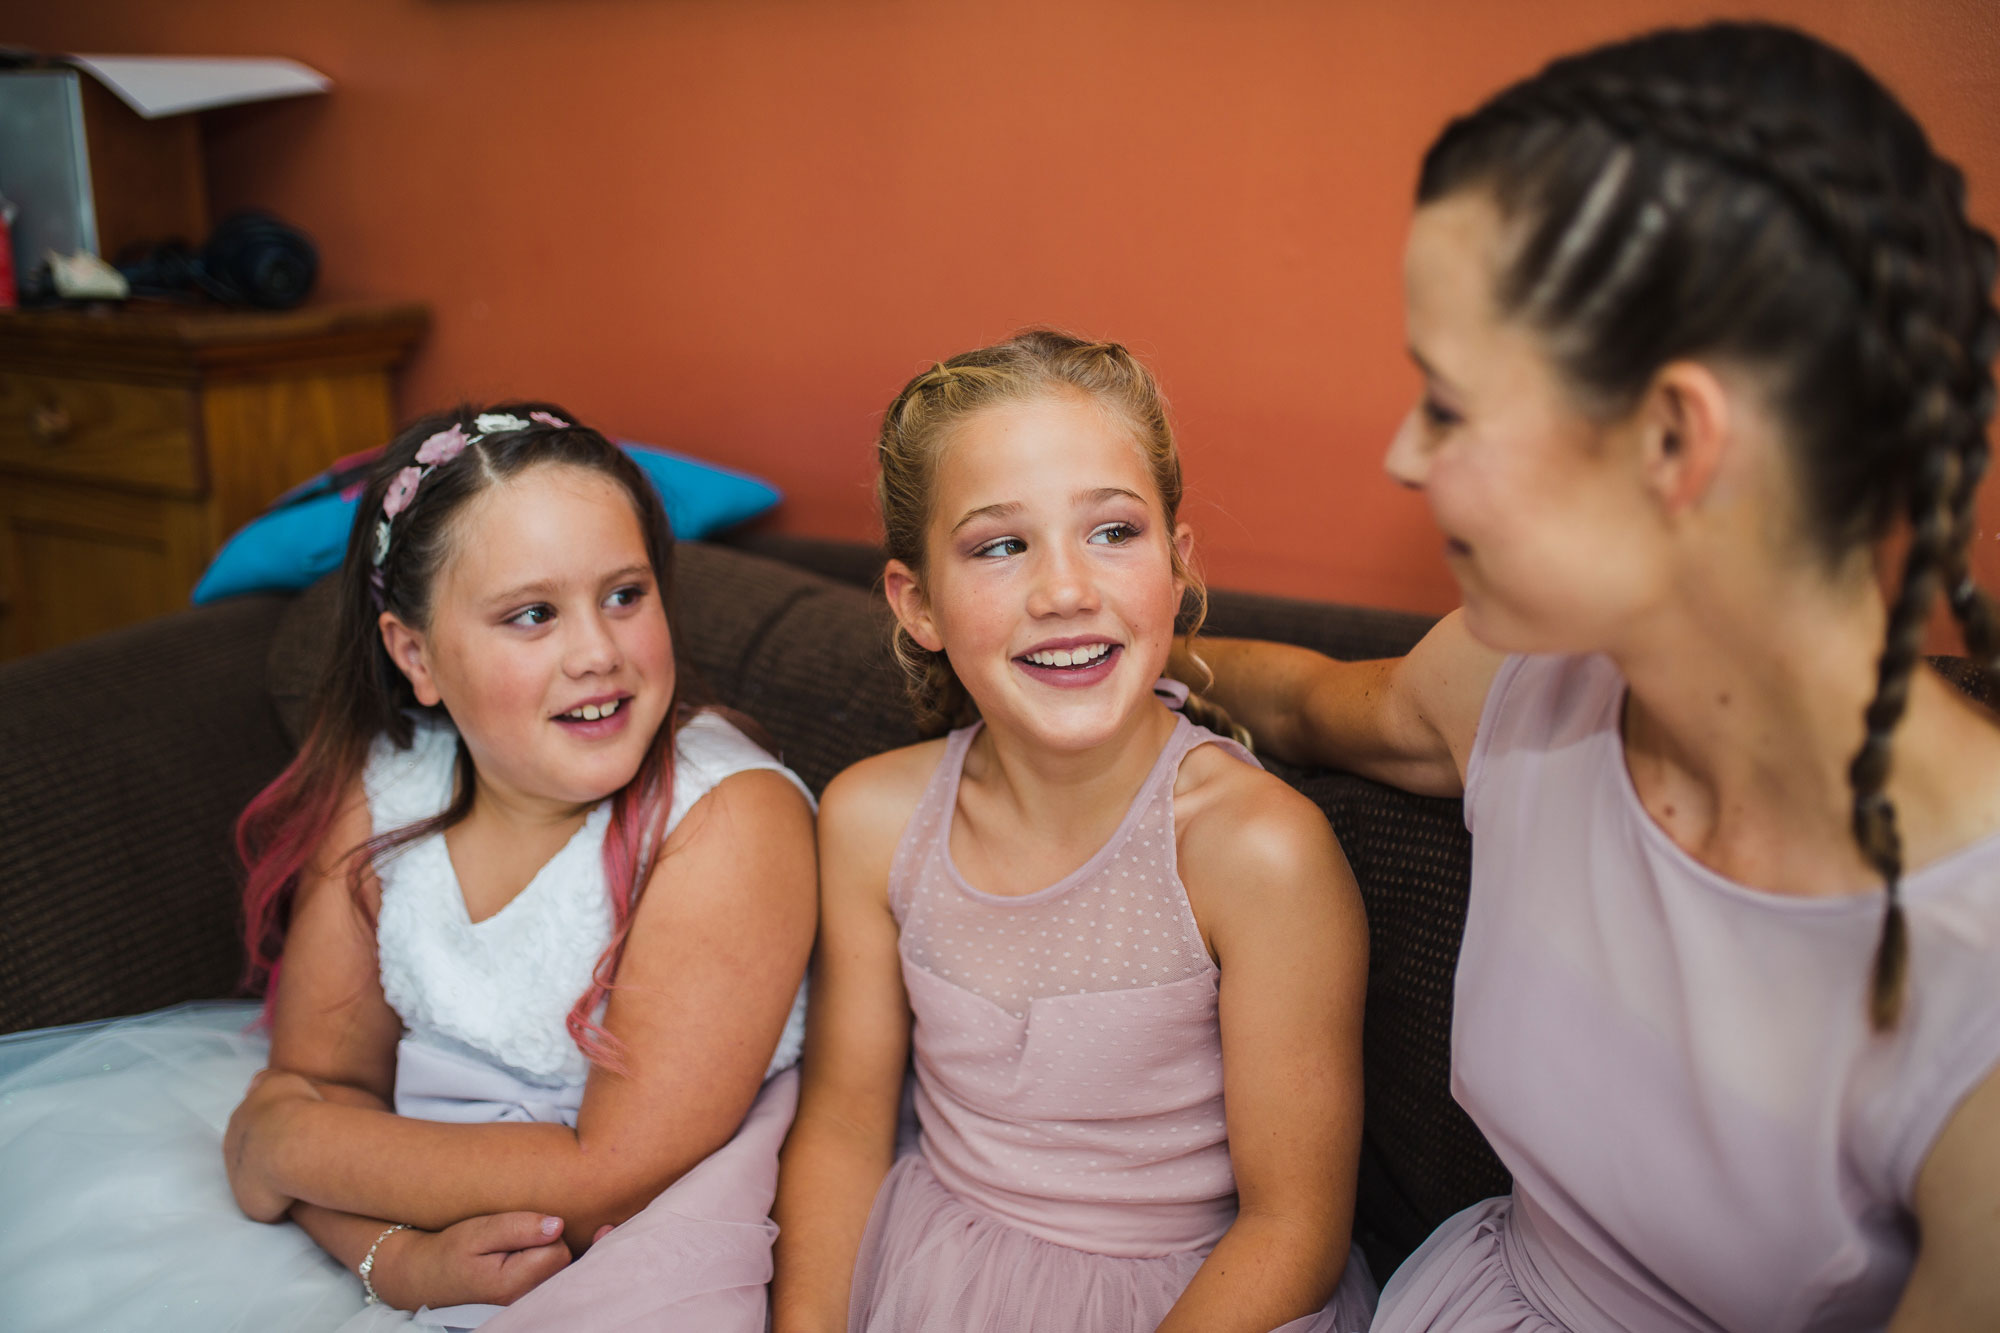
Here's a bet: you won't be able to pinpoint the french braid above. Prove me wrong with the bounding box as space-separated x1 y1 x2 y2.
1420 22 2000 1027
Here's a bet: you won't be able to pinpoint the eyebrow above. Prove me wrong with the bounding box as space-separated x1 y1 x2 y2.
947 487 1148 535
1408 345 1457 391
486 564 652 606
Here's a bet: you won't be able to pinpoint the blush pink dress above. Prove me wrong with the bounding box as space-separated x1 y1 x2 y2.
1373 654 2000 1332
848 706 1378 1333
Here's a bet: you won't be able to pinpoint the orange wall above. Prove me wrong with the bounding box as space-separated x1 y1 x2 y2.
8 0 1999 614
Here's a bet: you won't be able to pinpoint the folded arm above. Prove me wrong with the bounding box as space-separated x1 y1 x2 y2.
230 768 816 1250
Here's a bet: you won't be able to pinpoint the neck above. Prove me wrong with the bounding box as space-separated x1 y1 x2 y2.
463 768 601 837
968 699 1181 844
1608 555 1899 895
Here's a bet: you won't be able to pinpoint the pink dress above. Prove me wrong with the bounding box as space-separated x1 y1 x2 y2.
1374 654 2000 1332
849 708 1378 1333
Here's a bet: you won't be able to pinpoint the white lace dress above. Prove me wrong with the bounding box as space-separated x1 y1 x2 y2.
0 709 812 1333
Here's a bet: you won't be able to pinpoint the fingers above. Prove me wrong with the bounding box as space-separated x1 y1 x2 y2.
493 1234 572 1305
463 1211 568 1256
592 1223 615 1244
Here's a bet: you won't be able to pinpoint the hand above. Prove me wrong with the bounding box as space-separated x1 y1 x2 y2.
372 1213 573 1310
223 1067 323 1222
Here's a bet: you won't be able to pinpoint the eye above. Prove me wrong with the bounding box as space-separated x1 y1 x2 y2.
972 536 1026 559
1421 397 1461 428
605 584 646 609
1088 522 1140 546
508 604 554 627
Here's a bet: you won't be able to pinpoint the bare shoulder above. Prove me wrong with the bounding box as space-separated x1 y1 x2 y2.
1173 741 1359 942
1396 609 1506 779
818 739 952 886
669 764 815 836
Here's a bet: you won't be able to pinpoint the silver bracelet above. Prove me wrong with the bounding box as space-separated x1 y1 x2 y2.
358 1222 412 1305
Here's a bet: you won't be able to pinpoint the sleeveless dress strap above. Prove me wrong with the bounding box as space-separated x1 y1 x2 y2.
887 727 980 919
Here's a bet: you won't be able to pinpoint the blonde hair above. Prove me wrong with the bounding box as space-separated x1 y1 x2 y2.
876 329 1243 743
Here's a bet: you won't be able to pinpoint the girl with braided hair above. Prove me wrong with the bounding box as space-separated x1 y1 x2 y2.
1189 20 2000 1332
772 331 1377 1331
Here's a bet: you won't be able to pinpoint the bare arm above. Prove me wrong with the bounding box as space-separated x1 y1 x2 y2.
1180 609 1502 797
230 790 572 1304
1889 1063 2000 1330
771 750 931 1333
1156 763 1370 1332
229 768 817 1249
291 1203 572 1311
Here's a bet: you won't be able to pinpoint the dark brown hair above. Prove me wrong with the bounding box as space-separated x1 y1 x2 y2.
237 403 711 1066
1419 22 2000 1027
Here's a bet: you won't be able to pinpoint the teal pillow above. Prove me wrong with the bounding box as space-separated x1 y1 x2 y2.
191 442 781 603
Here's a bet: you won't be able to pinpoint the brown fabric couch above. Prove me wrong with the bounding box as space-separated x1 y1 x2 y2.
0 531 1506 1281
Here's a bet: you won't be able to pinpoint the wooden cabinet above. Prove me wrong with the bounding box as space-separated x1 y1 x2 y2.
0 302 427 660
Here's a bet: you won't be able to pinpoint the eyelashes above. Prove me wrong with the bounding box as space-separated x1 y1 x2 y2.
1421 397 1461 428
969 523 1143 560
503 584 648 628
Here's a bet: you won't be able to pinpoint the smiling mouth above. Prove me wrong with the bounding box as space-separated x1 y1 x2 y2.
557 698 625 722
1020 643 1114 669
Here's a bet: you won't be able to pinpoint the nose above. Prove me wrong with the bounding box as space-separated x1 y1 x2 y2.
1026 541 1099 620
563 607 622 677
1384 407 1431 491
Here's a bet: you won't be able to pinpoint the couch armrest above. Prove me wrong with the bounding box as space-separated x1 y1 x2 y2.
0 597 297 1034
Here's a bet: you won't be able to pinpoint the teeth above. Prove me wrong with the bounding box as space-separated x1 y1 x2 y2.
563 699 621 721
1026 643 1111 668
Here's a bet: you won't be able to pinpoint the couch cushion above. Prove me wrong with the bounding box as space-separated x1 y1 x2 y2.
1284 766 1507 1274
0 596 297 1032
720 572 924 796
1200 589 1436 663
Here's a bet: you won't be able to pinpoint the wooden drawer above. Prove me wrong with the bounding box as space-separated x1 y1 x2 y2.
0 372 202 496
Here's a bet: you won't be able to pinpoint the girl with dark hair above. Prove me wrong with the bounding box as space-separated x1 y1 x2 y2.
0 406 817 1332
1189 22 2000 1332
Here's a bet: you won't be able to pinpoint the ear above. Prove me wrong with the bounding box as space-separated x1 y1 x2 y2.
1638 361 1730 516
378 612 443 706
1171 521 1195 595
883 558 945 653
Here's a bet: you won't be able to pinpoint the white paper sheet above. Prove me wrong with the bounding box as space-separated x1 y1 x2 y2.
68 55 330 120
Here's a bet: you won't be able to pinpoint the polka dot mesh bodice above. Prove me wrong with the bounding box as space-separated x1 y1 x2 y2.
888 711 1260 1258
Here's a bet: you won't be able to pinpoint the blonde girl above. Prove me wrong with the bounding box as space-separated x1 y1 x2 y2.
773 332 1377 1333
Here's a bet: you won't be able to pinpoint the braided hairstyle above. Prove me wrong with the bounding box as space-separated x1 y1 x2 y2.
876 329 1246 744
1419 22 2000 1028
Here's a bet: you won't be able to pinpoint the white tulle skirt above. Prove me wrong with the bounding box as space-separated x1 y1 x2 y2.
1 1002 797 1333
0 1002 365 1332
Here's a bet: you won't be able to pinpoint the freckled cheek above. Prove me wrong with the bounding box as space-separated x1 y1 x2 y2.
930 573 1014 656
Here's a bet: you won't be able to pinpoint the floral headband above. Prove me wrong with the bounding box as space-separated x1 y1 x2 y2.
369 410 568 596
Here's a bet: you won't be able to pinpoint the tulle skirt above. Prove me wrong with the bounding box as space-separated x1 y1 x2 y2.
0 1002 796 1333
848 1153 1379 1333
0 1003 364 1333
